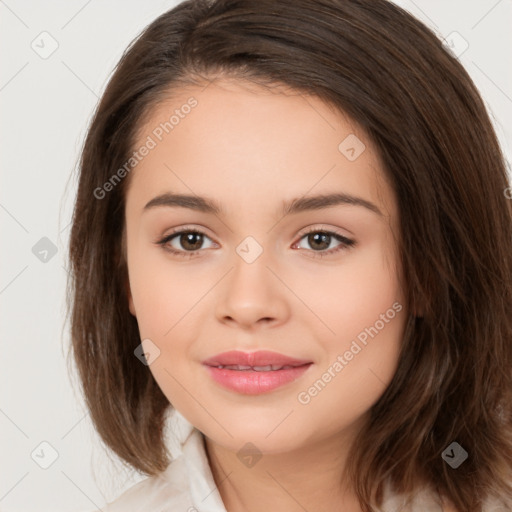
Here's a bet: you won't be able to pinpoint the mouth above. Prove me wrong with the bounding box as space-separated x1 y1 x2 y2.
210 364 302 371
202 349 312 368
202 350 313 395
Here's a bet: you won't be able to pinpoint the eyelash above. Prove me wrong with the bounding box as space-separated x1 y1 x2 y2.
155 226 356 259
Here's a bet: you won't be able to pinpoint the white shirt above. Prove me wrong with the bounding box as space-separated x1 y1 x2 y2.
90 409 504 512
101 409 226 512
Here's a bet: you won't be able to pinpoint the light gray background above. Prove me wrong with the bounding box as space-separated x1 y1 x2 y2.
1 1 511 511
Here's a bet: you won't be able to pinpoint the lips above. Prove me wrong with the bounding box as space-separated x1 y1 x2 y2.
202 350 312 369
202 350 313 394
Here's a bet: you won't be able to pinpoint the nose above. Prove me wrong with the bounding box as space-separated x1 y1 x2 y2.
214 248 290 330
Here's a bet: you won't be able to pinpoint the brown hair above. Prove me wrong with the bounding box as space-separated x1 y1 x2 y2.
66 0 512 510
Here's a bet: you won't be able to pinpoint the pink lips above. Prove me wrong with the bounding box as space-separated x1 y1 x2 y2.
202 350 313 395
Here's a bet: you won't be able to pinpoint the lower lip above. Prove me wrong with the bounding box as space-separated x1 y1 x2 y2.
203 364 313 395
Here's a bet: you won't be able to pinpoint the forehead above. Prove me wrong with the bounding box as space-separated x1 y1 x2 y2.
126 78 396 221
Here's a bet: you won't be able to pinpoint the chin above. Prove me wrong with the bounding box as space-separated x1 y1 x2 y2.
199 414 313 453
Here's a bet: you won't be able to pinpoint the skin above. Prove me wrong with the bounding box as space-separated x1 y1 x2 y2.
124 77 411 512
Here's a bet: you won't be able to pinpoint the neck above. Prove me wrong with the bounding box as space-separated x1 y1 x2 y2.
203 425 364 512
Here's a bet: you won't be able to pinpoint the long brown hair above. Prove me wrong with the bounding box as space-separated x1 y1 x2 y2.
66 0 512 510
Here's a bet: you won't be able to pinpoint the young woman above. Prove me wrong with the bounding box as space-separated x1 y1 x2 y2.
67 0 512 510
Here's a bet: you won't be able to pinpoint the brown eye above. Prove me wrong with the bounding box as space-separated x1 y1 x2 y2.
294 229 356 257
307 232 331 251
157 229 215 258
178 232 204 251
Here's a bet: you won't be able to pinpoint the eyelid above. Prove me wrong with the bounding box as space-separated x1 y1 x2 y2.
296 224 352 239
158 224 214 240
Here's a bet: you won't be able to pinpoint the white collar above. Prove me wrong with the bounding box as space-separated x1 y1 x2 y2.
161 407 227 511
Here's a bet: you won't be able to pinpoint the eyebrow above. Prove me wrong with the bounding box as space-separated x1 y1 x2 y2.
143 192 383 217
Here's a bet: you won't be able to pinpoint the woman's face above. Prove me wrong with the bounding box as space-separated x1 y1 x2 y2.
124 78 408 454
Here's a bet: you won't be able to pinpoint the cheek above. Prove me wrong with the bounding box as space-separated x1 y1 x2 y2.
294 304 406 439
335 272 402 344
298 240 406 407
302 241 404 348
127 246 206 336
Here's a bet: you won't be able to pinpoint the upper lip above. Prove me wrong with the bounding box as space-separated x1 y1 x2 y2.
202 350 312 368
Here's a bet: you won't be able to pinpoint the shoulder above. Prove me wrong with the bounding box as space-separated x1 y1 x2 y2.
97 425 226 512
97 460 191 512
96 409 195 511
